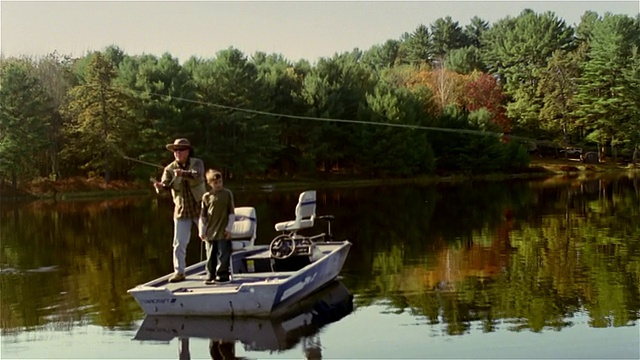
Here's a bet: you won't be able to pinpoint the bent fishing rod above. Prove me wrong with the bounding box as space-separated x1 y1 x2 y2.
122 155 198 192
122 155 164 169
124 155 199 175
121 155 166 191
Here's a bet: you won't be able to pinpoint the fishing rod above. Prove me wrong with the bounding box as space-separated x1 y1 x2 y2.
121 155 167 192
122 155 164 169
122 155 198 193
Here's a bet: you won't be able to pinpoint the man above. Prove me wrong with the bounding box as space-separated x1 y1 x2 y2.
198 170 235 284
153 138 206 283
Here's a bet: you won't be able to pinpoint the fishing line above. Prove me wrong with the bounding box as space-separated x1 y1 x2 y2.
155 91 546 145
147 91 515 140
98 83 538 144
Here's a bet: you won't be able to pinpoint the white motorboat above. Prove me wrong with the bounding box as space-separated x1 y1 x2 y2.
128 190 352 317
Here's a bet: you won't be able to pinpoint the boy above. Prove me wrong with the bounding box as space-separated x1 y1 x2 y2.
198 170 235 284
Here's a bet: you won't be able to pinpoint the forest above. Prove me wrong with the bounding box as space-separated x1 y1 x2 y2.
1 9 639 188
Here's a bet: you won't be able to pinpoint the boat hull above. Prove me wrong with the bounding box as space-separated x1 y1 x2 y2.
134 280 354 351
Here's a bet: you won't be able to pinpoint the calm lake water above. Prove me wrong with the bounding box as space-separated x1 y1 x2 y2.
1 173 639 359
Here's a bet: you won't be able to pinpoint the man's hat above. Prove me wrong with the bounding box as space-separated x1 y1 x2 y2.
166 138 192 151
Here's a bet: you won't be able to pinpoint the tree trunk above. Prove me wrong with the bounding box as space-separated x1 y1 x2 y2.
562 122 568 161
11 169 17 194
101 88 110 186
49 112 61 180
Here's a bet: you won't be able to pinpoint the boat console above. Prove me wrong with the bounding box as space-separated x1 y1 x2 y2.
235 214 336 274
269 215 335 258
232 190 337 275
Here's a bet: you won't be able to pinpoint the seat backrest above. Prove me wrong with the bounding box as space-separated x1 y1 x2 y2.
295 190 316 222
230 206 257 250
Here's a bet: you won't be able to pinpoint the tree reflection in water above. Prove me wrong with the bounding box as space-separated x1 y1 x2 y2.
1 174 638 341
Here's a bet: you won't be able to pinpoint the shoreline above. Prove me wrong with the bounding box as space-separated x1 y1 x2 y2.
1 159 636 202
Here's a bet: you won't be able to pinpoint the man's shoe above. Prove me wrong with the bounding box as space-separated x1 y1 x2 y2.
204 278 216 285
215 276 230 284
168 273 186 283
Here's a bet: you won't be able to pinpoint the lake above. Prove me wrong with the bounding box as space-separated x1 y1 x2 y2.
1 173 639 359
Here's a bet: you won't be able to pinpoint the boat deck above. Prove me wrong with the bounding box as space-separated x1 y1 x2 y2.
165 271 295 293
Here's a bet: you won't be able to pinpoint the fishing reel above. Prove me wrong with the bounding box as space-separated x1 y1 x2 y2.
175 169 198 177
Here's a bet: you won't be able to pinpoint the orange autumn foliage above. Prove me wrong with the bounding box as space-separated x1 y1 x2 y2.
405 67 510 133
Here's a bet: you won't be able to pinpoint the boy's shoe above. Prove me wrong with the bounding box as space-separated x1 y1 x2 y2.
168 273 186 283
215 276 230 284
203 278 216 285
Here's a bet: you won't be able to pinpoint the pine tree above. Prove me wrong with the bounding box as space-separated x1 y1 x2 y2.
0 59 50 189
62 52 137 184
573 14 639 160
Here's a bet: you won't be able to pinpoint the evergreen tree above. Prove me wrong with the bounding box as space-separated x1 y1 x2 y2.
573 14 640 160
538 48 582 154
621 43 640 163
115 52 195 174
398 25 434 66
301 50 377 174
361 39 401 71
0 58 51 189
184 48 279 178
359 80 435 176
481 10 574 132
465 16 490 48
62 52 138 184
252 52 307 176
446 46 484 74
430 16 468 60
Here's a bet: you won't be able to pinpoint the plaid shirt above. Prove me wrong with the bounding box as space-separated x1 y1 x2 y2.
175 178 199 219
161 157 205 219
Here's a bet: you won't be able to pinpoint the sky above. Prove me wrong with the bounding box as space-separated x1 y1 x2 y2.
1 1 638 64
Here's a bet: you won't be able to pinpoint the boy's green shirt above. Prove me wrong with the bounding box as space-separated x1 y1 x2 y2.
199 188 235 241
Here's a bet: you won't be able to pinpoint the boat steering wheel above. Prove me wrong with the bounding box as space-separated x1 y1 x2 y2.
269 234 296 259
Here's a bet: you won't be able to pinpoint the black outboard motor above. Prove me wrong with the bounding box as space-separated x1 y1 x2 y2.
317 215 335 242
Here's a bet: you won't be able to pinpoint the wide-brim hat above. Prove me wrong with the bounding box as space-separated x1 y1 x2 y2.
166 138 192 151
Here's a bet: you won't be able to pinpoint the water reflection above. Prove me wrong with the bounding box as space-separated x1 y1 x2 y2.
1 173 638 344
135 281 354 359
344 173 640 335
